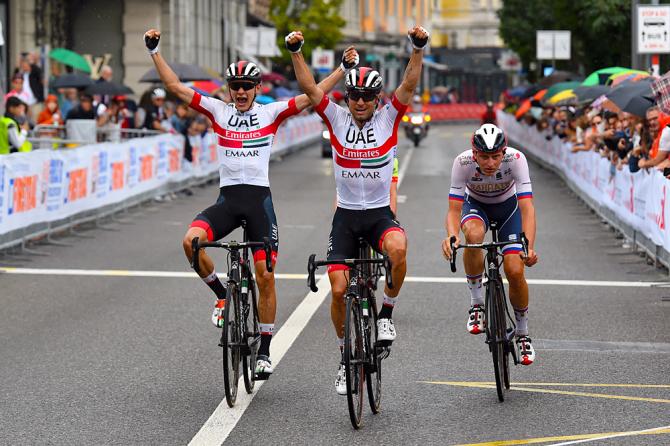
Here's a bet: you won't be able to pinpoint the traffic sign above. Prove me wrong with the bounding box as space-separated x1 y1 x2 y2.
312 48 334 73
536 31 571 60
637 5 670 54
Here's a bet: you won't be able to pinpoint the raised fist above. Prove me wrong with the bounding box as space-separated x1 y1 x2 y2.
340 46 359 71
285 31 304 53
144 29 161 54
408 26 430 50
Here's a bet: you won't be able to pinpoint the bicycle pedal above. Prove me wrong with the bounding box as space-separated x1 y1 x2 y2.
254 372 271 381
376 339 393 348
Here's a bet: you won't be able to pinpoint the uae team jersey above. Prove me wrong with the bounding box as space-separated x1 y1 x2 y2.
315 94 407 210
189 91 299 187
448 147 533 204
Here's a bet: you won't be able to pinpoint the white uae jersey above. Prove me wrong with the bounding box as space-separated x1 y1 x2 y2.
189 91 300 187
448 147 533 204
315 94 407 210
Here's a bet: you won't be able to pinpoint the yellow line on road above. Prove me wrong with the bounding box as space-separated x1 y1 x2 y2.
420 381 670 404
424 381 670 389
453 428 670 446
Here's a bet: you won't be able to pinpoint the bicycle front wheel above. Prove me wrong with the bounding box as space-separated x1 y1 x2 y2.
487 279 508 402
366 296 382 414
243 276 260 394
344 295 365 429
222 284 241 407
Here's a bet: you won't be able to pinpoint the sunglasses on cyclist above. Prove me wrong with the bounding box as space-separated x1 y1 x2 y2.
228 81 257 91
348 90 378 102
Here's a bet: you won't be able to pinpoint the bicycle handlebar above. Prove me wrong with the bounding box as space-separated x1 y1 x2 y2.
307 255 393 293
191 237 273 274
449 233 528 273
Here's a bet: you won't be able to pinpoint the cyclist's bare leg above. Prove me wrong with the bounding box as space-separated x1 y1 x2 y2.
254 259 277 325
329 270 349 339
183 227 216 278
461 220 485 275
503 254 529 335
381 230 407 298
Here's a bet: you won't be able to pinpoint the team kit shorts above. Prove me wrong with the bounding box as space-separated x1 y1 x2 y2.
190 185 279 263
326 206 404 272
460 194 523 255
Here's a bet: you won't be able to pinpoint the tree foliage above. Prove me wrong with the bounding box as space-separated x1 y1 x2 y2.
270 0 346 65
498 0 631 75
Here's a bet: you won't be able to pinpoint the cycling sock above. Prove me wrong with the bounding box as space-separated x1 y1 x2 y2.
202 270 227 300
467 273 484 306
379 293 397 319
259 323 274 357
514 306 528 336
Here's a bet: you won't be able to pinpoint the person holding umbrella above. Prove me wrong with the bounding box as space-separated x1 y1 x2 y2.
143 28 360 379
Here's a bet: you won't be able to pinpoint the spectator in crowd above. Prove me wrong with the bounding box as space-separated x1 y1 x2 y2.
59 88 79 119
66 93 106 126
160 100 176 132
638 106 670 170
13 53 43 106
170 102 190 134
37 94 63 126
140 88 167 131
5 73 33 107
0 97 32 154
98 65 113 82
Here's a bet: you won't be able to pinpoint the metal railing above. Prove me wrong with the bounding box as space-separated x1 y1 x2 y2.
29 124 164 149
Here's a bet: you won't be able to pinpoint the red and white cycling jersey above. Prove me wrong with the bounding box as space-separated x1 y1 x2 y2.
315 94 407 210
189 91 299 187
448 148 533 204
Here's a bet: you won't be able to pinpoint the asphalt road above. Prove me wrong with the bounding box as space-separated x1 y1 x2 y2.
1 124 668 446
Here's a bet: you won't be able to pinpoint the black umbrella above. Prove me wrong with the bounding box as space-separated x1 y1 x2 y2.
606 82 654 117
51 73 94 89
139 63 212 82
520 84 543 99
85 81 134 96
573 85 610 103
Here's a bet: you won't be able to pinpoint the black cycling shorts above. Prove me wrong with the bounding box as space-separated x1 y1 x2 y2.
190 184 278 263
326 206 404 272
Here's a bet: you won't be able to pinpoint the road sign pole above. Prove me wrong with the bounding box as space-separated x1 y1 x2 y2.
652 54 661 76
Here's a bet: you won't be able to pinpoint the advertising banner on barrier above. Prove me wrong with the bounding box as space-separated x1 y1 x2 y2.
0 113 322 238
498 111 670 252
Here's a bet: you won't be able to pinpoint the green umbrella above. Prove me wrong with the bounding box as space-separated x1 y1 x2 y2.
543 81 582 102
581 67 630 86
49 48 91 73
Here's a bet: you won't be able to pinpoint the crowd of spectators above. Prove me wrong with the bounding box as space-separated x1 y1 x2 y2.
502 93 670 179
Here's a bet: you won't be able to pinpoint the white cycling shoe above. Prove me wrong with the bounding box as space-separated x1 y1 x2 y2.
516 336 535 365
255 355 274 377
211 299 226 328
335 363 347 395
377 318 397 342
467 304 486 335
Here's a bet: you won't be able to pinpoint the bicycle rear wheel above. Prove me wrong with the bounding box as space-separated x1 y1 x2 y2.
222 284 241 407
243 276 260 394
344 295 365 429
487 279 507 402
366 296 382 414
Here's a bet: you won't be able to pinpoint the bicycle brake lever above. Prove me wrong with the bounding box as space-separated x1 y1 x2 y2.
191 236 201 274
307 254 318 292
263 237 273 273
449 235 457 273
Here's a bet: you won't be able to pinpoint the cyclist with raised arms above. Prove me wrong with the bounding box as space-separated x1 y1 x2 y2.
286 26 428 394
441 124 538 365
143 29 359 379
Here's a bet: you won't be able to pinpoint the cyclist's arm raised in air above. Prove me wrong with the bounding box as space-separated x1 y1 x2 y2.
143 29 194 105
394 26 430 105
293 45 359 111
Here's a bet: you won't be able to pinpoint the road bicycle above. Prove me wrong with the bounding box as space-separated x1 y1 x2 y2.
307 239 393 429
449 221 528 402
192 221 272 407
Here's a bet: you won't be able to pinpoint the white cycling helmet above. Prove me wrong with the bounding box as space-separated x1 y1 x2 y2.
472 124 506 153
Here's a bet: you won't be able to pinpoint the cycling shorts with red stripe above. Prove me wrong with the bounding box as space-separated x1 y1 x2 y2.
190 184 278 262
326 206 404 271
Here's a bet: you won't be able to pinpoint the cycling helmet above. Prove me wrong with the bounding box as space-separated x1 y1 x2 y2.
344 67 383 93
225 61 261 84
472 124 506 153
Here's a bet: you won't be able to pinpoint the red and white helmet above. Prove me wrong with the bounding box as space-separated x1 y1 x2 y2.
225 61 261 83
345 67 383 93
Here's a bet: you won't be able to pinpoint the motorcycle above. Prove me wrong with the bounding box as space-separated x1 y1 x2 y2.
402 112 431 147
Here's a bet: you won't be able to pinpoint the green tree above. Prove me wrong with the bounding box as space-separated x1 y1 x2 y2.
497 0 631 77
270 0 345 65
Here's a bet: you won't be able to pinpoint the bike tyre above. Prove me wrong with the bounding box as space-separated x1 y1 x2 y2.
487 281 506 402
344 295 365 429
243 276 260 394
222 283 241 407
366 295 382 414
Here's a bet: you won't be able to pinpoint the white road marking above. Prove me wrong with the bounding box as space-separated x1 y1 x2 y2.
545 424 670 445
0 267 665 287
188 273 331 445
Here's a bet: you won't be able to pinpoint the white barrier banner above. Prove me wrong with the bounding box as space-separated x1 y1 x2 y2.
498 111 670 252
